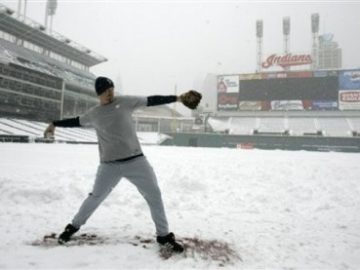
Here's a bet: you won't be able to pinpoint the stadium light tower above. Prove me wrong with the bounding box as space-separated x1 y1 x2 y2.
256 20 263 72
17 0 28 20
311 13 319 70
283 17 290 71
17 0 21 16
45 0 57 33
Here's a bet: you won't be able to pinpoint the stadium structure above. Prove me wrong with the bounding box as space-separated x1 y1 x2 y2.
0 4 359 151
0 3 102 122
0 3 194 143
165 14 360 151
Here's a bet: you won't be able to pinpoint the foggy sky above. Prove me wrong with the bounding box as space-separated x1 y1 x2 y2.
2 0 360 99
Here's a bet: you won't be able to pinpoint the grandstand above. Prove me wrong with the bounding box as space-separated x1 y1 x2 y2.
0 3 195 143
207 115 359 137
0 3 104 123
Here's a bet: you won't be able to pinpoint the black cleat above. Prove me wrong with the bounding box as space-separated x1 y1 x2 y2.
58 224 79 244
156 232 184 253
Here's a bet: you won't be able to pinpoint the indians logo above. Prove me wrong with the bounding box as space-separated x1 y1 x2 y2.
262 54 312 69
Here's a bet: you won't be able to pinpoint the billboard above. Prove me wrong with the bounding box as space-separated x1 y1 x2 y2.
216 69 360 112
270 100 304 110
238 101 262 111
217 75 239 93
217 75 239 111
339 90 360 110
239 73 262 80
287 71 313 78
338 70 360 110
338 70 360 90
313 70 337 77
218 93 238 111
239 76 338 101
311 100 338 110
263 72 287 79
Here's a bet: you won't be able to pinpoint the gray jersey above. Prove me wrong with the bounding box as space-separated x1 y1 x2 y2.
79 96 147 162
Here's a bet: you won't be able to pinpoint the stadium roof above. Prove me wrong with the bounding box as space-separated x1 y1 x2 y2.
0 4 107 67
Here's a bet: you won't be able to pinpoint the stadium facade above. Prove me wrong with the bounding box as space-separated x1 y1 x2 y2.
216 69 360 113
1 4 359 150
168 66 360 151
204 68 360 138
0 3 195 135
197 14 360 140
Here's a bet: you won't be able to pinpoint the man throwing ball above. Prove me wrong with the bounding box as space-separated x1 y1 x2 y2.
44 76 201 252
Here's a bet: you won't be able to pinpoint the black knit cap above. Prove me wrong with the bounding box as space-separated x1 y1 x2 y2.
95 76 114 95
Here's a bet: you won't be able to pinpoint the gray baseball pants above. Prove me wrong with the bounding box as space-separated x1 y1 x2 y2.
71 156 169 236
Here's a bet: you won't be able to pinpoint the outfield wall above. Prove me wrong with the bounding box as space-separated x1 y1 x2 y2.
162 133 360 153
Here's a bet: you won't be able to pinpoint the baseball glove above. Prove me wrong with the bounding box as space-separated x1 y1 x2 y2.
179 90 202 110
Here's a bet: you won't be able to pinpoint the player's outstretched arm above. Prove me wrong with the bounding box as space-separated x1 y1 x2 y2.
147 90 202 110
43 117 81 139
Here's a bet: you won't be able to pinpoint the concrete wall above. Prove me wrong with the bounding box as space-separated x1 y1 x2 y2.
162 133 360 152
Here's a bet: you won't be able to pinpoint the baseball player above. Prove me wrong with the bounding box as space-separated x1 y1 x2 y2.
44 76 201 253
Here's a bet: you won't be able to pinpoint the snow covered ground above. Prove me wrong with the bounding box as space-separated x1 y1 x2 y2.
0 143 360 269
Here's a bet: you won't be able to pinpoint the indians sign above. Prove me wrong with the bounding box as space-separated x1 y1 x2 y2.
262 53 312 69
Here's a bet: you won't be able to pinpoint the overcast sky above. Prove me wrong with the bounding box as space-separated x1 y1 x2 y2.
2 0 360 98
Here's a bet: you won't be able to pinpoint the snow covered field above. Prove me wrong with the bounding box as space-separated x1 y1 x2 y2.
0 143 360 269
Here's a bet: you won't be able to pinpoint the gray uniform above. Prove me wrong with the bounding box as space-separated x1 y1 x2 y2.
72 96 169 236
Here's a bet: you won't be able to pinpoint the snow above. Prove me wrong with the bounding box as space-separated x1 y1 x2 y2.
0 143 360 269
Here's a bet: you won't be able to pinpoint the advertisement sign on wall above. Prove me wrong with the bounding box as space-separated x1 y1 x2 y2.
270 100 304 110
339 90 360 110
238 101 262 111
216 70 360 112
286 71 313 78
238 101 270 111
311 100 338 110
313 70 338 77
260 71 312 79
263 72 287 79
339 70 360 90
239 73 262 80
217 93 239 111
217 75 239 93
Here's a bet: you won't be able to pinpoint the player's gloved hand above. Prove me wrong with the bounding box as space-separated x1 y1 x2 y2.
44 123 55 139
179 90 202 110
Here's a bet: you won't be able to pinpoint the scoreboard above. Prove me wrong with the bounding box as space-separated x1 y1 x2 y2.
217 70 360 111
239 76 338 101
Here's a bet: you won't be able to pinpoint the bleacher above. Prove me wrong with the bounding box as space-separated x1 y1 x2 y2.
208 116 358 137
348 118 360 133
0 117 97 142
317 118 352 137
288 118 318 136
229 117 257 135
207 117 231 133
0 117 170 145
258 117 286 134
